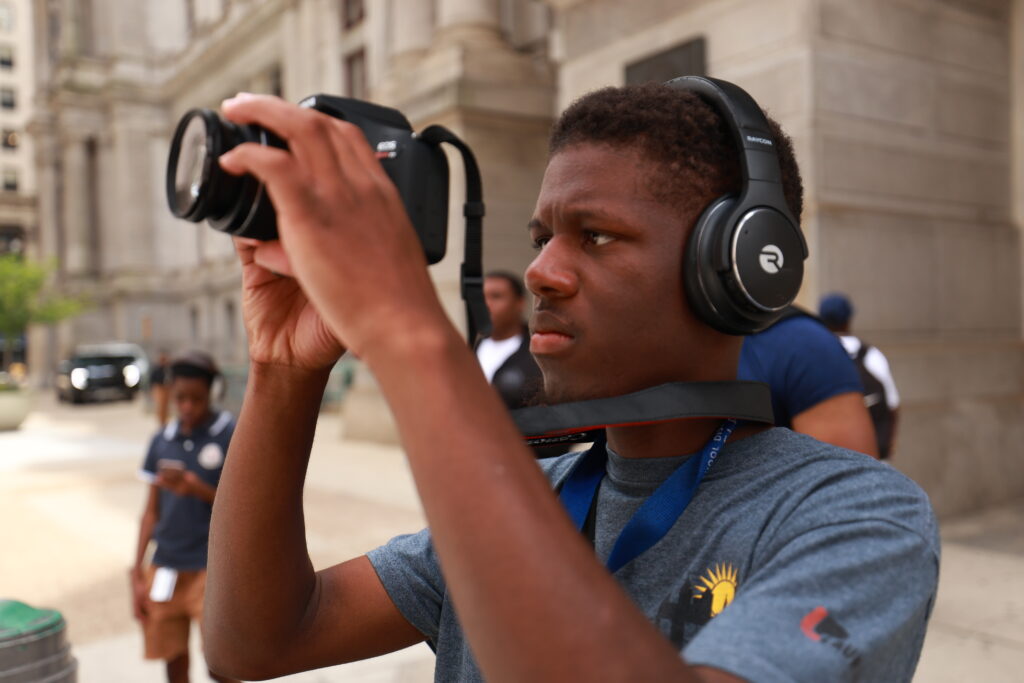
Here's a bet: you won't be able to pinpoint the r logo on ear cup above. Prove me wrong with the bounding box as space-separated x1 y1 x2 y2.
758 245 783 274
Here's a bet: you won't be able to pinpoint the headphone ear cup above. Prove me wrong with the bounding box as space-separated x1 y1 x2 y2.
684 196 747 334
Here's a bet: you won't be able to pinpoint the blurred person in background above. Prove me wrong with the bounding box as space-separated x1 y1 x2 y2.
476 271 563 458
820 293 900 460
739 307 879 457
131 351 237 683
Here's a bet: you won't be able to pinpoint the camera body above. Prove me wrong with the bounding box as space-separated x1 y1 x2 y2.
166 94 450 265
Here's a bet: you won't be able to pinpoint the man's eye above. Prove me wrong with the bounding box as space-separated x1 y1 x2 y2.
532 236 551 250
584 231 614 246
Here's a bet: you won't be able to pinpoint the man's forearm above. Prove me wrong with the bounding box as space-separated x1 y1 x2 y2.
363 325 699 682
205 363 329 670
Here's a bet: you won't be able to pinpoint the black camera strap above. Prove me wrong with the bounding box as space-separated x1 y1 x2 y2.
511 381 774 446
418 126 491 345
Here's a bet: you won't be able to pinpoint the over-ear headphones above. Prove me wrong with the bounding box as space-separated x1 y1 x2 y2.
664 76 807 335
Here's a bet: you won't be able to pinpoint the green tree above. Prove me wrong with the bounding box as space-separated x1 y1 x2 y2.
0 255 84 370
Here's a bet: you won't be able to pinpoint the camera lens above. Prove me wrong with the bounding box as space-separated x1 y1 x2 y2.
165 109 282 240
170 114 209 217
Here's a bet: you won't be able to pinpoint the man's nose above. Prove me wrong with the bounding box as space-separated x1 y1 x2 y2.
525 237 579 300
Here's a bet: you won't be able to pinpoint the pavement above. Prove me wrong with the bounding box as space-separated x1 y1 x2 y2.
1 394 1021 682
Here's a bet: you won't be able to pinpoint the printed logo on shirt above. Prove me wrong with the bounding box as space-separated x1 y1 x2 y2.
801 606 862 667
655 562 742 648
692 563 739 617
197 442 224 469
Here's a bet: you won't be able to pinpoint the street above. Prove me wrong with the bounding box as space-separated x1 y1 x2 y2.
1 395 1022 682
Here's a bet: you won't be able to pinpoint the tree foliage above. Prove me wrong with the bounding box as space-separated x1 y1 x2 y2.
0 255 84 368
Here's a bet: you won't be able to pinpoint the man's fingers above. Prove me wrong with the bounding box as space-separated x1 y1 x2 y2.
252 241 296 277
219 143 317 231
222 94 350 187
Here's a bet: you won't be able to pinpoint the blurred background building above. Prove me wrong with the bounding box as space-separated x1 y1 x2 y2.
0 0 37 365
20 0 1024 517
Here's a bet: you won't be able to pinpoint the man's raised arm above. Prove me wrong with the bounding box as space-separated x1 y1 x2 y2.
203 240 423 680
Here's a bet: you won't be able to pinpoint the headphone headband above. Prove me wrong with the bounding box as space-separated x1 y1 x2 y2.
664 76 784 186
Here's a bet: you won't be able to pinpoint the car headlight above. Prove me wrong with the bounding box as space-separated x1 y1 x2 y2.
123 364 141 388
70 367 89 390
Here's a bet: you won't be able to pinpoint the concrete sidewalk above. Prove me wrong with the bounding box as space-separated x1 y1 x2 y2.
2 397 1022 681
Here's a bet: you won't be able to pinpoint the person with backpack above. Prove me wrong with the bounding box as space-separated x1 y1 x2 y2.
819 293 901 460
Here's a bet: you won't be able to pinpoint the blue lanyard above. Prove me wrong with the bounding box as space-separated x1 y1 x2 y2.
558 419 738 573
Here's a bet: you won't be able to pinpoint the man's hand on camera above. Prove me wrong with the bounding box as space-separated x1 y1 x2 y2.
233 236 345 371
219 94 451 360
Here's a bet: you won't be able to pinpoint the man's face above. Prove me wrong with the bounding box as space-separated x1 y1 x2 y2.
172 376 212 430
484 277 524 338
526 143 738 404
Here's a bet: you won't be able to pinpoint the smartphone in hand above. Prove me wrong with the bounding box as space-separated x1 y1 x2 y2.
157 458 186 480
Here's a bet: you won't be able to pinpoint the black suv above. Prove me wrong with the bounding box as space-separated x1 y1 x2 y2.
55 342 149 404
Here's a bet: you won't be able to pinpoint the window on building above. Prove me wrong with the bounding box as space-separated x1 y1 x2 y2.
0 225 21 255
2 168 16 192
0 88 14 109
0 45 13 69
341 0 364 30
1 129 17 150
344 49 367 99
0 4 13 33
190 307 199 343
625 37 706 86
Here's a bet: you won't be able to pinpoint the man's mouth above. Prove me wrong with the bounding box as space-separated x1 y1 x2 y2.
530 312 575 355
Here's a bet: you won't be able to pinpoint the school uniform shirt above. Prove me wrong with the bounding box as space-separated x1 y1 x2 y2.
138 410 235 570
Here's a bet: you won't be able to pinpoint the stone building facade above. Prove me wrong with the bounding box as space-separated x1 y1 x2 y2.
27 0 1024 517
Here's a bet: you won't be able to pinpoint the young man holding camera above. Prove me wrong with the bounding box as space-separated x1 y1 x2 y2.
203 84 938 682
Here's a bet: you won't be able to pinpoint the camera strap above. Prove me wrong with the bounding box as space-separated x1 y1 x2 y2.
418 126 491 345
511 381 773 445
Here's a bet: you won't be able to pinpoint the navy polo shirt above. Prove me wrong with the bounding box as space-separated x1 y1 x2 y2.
139 410 235 570
739 315 863 428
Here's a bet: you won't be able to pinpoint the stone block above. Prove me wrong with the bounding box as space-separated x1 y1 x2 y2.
817 208 938 333
820 135 1007 208
815 50 933 130
895 395 1024 518
936 75 1011 144
935 223 1019 333
820 0 1008 76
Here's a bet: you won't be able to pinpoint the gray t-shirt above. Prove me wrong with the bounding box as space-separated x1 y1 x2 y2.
367 428 939 682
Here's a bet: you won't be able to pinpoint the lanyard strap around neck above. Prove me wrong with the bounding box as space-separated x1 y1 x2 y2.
559 419 738 573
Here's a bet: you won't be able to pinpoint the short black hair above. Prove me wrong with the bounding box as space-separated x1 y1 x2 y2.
170 362 216 388
170 350 220 388
549 82 803 225
486 270 525 299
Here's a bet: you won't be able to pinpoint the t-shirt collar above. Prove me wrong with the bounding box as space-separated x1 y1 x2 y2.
163 410 231 441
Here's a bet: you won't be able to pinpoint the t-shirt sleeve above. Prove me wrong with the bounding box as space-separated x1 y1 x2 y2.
139 434 161 483
366 529 446 643
363 454 582 644
744 317 864 423
683 482 939 682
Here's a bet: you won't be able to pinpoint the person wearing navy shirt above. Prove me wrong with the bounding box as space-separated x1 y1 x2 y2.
739 309 879 457
130 350 238 683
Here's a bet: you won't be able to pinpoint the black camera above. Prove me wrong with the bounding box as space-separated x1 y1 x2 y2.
165 95 450 264
165 94 491 342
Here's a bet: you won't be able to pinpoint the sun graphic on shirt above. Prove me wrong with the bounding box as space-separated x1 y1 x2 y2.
693 563 739 617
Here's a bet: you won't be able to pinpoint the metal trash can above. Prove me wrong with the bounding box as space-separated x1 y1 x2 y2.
0 600 77 683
